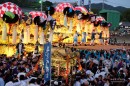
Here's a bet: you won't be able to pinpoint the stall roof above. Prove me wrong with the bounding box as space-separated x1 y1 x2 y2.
100 9 120 14
119 22 130 26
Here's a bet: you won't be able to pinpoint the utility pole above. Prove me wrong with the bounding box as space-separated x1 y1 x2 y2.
102 0 105 9
41 0 43 12
82 0 84 6
88 0 91 12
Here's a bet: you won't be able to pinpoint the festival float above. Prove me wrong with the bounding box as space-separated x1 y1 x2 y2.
0 2 111 55
0 2 111 77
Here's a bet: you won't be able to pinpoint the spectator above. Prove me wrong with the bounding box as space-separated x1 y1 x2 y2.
0 71 4 86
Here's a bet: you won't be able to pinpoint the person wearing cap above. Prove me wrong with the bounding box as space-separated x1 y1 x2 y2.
113 60 119 68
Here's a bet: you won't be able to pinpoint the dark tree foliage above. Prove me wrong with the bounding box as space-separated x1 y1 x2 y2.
122 9 130 22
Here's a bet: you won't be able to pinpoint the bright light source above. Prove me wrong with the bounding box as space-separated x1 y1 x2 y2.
39 1 42 3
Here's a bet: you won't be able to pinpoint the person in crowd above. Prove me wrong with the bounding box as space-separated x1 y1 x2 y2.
73 76 81 86
33 41 40 58
127 78 130 86
0 48 130 86
98 31 104 45
114 38 117 45
81 28 87 46
90 30 96 46
16 40 25 58
58 34 63 47
73 31 79 46
0 70 4 86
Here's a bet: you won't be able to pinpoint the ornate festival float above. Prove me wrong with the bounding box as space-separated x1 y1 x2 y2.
0 2 111 77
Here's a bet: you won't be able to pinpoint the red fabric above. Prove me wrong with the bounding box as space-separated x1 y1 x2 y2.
75 6 88 13
0 2 22 17
96 16 105 22
29 11 47 19
55 2 74 12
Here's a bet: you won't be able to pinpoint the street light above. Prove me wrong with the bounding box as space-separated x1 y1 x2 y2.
39 0 43 11
88 0 91 12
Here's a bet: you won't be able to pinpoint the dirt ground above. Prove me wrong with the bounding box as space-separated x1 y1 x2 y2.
66 44 130 50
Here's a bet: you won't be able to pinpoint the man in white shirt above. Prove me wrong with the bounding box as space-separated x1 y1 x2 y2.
0 76 4 86
74 77 81 86
16 40 25 57
127 78 130 86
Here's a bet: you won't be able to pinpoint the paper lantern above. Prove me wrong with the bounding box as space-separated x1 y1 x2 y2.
2 23 7 40
76 23 81 33
34 25 38 41
24 28 28 44
64 15 67 27
12 25 17 44
27 27 30 42
40 31 44 44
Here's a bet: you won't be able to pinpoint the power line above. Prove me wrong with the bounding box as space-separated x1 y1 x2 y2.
88 0 91 12
106 1 126 6
98 0 126 7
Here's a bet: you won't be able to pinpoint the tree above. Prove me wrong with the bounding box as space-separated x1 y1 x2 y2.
122 9 130 22
42 1 53 11
91 9 99 15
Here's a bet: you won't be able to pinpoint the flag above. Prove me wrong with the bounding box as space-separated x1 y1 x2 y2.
88 0 91 12
43 42 51 83
50 19 56 30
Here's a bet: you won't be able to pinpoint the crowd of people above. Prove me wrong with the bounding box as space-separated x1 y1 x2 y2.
71 48 130 86
0 46 130 86
73 30 109 46
0 53 45 86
